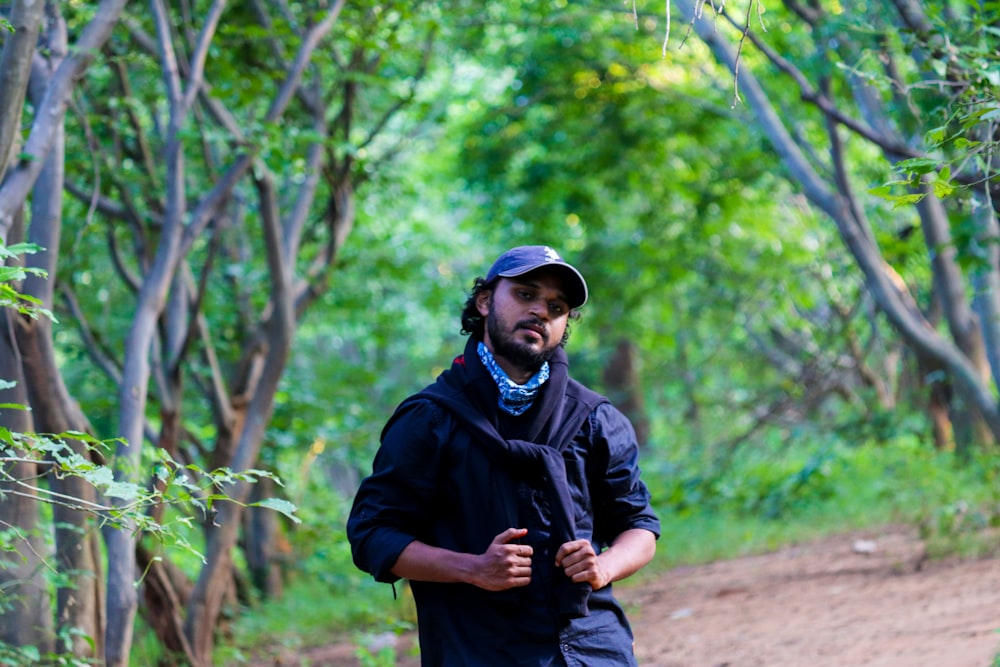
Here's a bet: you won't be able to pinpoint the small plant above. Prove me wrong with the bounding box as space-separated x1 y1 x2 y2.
355 632 401 667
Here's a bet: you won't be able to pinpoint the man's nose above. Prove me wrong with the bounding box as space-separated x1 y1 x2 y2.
528 298 548 320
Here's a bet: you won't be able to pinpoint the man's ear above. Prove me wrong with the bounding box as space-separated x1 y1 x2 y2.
476 289 491 317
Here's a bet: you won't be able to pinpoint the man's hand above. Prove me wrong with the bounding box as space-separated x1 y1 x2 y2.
472 527 533 591
555 539 609 590
556 529 657 591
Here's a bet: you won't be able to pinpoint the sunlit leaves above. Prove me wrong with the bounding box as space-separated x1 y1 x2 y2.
0 430 300 547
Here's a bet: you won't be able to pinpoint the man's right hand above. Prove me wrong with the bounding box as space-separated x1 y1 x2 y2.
472 528 533 591
390 528 533 591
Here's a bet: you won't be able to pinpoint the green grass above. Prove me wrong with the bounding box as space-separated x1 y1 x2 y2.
215 575 416 666
647 437 1000 570
214 437 1000 663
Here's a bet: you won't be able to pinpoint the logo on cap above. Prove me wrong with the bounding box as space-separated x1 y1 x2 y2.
543 247 560 263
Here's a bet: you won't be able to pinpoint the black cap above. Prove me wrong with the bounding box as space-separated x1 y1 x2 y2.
485 245 588 308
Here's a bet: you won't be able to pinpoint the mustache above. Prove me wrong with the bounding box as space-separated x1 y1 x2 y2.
516 318 548 340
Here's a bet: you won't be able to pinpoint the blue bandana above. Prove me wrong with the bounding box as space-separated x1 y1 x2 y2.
477 341 550 416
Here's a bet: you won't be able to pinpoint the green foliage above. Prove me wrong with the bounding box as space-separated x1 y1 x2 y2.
0 430 298 580
0 635 97 667
856 0 999 208
915 452 1000 560
0 242 54 320
648 424 1000 564
356 643 399 667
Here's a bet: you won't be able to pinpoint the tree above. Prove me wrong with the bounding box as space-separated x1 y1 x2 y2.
1 1 129 660
0 1 443 664
666 0 1000 451
435 0 894 462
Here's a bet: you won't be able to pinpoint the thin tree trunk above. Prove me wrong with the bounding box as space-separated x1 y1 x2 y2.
0 312 53 654
0 0 128 241
602 338 650 447
136 542 196 665
971 191 1000 393
0 0 45 183
244 476 284 599
915 188 994 449
16 45 105 658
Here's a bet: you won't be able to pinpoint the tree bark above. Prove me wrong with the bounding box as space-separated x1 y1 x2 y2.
602 338 650 447
184 166 299 664
136 541 196 665
971 191 1000 396
14 28 106 657
0 0 45 183
914 188 994 449
244 476 285 599
0 0 127 242
0 311 53 654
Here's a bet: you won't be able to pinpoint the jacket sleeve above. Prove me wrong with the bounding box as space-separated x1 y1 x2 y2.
346 399 448 583
590 403 661 544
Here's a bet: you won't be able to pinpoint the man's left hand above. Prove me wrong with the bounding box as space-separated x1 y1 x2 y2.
554 540 610 590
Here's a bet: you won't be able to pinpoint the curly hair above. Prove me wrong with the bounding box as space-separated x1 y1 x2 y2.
459 276 579 345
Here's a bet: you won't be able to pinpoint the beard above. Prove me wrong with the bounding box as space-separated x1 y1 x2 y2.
485 303 560 372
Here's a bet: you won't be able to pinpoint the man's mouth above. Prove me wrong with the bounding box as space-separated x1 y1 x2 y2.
518 322 546 341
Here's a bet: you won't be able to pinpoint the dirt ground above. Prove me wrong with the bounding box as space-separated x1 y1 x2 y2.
255 525 1000 666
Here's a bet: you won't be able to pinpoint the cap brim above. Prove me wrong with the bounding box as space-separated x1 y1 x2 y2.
498 263 588 308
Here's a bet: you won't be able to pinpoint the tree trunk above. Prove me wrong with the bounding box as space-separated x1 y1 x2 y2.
971 191 1000 395
914 188 994 449
0 0 128 242
0 312 53 654
185 327 295 663
914 352 955 450
244 476 285 599
602 338 650 447
16 50 105 658
136 541 196 665
0 0 45 183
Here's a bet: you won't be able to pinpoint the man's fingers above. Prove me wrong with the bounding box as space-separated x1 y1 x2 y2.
493 527 529 545
554 539 588 565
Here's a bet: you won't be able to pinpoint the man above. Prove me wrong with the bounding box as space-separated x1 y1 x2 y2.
347 245 660 666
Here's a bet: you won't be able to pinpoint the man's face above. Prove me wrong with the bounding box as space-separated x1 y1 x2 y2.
477 268 571 377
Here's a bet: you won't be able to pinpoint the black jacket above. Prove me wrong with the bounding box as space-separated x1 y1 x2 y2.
347 337 661 666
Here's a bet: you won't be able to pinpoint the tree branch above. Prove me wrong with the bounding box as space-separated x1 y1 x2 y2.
0 0 129 240
717 6 919 159
59 283 122 385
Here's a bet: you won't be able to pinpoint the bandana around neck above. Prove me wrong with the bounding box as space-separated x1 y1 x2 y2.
477 341 550 416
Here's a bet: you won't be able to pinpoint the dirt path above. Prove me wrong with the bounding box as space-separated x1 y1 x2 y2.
625 525 999 667
258 525 1000 666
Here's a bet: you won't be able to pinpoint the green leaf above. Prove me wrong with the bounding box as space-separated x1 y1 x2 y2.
895 158 938 175
953 137 980 149
102 480 141 501
3 242 42 257
932 179 954 199
890 193 928 208
924 125 948 145
251 497 302 524
0 267 28 282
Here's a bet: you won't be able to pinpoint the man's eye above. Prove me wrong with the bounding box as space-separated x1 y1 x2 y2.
550 303 565 314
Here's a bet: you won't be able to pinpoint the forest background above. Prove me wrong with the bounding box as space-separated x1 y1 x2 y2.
0 0 999 665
